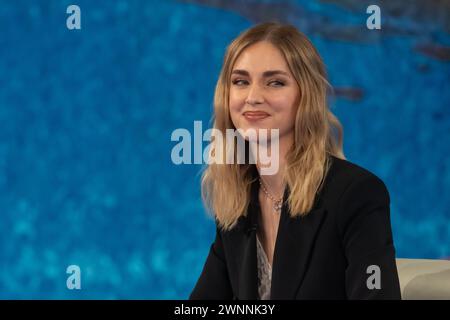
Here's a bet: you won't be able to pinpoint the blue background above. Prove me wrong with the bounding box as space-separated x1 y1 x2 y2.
0 0 449 298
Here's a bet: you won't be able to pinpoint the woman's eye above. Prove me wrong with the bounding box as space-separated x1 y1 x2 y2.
232 79 248 86
268 80 285 87
231 79 284 87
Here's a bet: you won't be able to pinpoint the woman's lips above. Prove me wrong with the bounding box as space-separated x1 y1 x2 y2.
243 111 270 121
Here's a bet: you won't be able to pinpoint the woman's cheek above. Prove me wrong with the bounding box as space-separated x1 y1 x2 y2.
229 104 242 129
229 104 241 123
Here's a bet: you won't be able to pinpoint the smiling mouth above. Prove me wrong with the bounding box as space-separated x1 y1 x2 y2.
243 111 270 121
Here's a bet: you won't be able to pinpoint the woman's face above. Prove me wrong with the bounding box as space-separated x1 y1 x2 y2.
229 41 300 143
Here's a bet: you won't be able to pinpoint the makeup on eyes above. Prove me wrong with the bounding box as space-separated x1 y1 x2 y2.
231 78 286 87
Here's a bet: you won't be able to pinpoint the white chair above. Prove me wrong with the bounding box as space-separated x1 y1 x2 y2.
396 258 450 300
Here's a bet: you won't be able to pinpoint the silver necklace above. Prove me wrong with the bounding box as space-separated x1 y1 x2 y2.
259 178 283 214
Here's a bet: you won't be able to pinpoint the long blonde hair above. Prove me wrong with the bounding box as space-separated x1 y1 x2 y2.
201 22 345 231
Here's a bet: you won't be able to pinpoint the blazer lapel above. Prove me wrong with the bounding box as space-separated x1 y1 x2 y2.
236 228 258 299
226 178 259 300
230 175 327 300
271 189 327 299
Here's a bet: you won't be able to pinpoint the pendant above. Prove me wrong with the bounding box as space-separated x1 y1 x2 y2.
273 201 282 213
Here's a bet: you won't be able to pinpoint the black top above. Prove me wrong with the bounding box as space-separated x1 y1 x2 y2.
190 155 401 300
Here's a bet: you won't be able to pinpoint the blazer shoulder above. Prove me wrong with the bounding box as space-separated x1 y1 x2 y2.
324 155 390 205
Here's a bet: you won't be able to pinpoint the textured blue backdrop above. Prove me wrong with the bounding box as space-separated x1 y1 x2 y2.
0 0 449 298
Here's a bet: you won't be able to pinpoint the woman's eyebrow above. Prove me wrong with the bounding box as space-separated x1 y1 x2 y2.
231 69 290 77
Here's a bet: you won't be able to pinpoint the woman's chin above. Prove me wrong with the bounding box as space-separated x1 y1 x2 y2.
234 126 278 144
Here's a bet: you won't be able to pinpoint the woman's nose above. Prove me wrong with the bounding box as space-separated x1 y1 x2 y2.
245 85 264 105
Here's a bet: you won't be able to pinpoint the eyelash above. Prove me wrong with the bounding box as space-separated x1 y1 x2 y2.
231 79 285 87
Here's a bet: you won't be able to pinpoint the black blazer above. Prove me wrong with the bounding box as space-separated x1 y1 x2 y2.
190 155 401 300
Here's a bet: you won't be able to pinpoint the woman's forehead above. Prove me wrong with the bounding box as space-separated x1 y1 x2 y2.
233 41 289 72
236 41 285 64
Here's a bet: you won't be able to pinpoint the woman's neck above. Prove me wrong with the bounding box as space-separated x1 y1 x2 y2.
254 132 293 199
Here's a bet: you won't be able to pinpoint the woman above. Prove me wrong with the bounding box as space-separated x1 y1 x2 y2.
190 22 401 300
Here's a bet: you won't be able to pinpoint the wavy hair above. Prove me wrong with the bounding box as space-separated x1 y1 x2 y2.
201 22 345 231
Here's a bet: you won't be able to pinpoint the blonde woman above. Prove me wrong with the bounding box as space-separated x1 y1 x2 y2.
190 22 401 300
